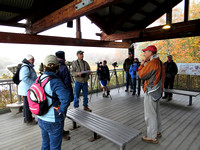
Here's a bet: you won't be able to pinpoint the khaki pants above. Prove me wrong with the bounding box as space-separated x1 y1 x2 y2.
144 92 161 139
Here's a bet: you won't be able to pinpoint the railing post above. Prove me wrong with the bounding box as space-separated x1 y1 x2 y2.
187 75 190 90
9 84 12 104
90 74 93 92
122 70 124 85
176 74 179 88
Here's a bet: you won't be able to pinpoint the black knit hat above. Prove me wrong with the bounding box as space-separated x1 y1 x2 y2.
55 51 65 60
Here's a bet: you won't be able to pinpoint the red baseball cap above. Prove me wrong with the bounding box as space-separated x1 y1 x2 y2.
142 45 157 52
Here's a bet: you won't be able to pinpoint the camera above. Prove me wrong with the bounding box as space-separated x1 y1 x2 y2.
112 62 118 68
96 61 102 68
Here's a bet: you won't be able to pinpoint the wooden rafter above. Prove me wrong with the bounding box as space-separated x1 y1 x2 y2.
30 0 123 34
0 32 130 48
101 19 200 42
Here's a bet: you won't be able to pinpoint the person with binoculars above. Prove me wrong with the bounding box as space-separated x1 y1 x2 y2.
71 50 92 112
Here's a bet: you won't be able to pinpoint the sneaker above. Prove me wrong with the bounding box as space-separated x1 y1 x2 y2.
102 93 106 97
132 92 135 95
83 106 92 112
106 90 110 97
130 89 133 92
125 89 128 92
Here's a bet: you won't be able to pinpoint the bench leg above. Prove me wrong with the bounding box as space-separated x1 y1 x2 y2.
189 96 192 106
88 132 101 142
69 121 80 130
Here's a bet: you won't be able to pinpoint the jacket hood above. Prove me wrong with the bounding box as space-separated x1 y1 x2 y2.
22 58 34 67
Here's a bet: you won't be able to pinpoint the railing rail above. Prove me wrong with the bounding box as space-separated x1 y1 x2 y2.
0 69 199 109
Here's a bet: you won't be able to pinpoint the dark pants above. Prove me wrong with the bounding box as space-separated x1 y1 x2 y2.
131 78 141 95
23 96 33 122
126 72 132 90
164 77 175 97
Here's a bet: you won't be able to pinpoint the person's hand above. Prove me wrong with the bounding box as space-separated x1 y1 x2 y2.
53 106 60 112
99 68 102 71
141 59 145 65
78 72 82 76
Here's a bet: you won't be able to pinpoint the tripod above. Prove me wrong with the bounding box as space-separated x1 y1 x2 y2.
109 66 120 93
89 72 101 101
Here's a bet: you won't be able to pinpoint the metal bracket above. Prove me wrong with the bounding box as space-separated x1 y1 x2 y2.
75 0 93 11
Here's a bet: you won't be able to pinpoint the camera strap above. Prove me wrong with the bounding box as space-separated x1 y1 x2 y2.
76 60 86 72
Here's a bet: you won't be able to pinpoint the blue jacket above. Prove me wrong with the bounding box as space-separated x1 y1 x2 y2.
129 63 140 78
18 59 37 96
57 59 73 95
37 72 71 122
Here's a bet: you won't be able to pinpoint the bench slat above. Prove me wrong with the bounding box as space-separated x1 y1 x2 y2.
67 109 141 147
68 109 138 138
164 89 200 97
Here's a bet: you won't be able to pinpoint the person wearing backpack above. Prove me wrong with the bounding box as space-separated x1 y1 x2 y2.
37 55 71 150
55 50 73 141
18 54 37 124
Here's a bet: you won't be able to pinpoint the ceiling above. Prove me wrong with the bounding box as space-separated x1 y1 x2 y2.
0 0 182 34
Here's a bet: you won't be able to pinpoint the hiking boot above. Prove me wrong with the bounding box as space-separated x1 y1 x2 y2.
26 119 38 125
83 106 92 112
63 130 70 136
63 135 71 141
142 136 158 144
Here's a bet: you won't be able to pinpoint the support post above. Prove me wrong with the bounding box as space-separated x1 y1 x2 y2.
189 96 192 106
76 18 82 39
184 0 189 22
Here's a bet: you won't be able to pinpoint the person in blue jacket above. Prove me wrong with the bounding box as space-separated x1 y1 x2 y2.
37 55 71 150
97 60 110 97
18 54 37 124
129 58 141 96
55 51 73 141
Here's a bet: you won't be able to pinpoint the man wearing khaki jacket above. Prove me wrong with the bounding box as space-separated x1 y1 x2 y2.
138 45 165 144
71 50 92 112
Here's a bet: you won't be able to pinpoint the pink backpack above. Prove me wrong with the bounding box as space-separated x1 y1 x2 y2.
27 75 58 116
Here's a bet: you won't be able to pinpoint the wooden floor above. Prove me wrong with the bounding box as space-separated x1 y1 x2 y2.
1 87 200 150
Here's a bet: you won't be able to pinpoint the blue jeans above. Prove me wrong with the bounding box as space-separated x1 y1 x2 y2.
38 118 64 150
74 81 88 108
131 78 141 95
126 72 132 90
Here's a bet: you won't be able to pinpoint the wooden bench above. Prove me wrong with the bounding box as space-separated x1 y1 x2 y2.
67 109 141 150
163 89 200 106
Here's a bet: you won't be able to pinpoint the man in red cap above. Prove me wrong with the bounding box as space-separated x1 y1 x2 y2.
138 45 165 144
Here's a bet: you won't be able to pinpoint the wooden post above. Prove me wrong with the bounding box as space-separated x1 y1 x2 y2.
76 18 82 39
184 0 189 22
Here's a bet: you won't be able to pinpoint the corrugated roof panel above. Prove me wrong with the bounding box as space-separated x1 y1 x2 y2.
121 0 135 5
130 13 146 21
0 0 34 9
141 3 157 13
111 5 124 15
0 11 19 21
121 22 135 28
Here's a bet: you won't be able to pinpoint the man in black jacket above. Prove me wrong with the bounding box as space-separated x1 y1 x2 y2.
97 60 110 97
123 52 134 92
163 55 178 100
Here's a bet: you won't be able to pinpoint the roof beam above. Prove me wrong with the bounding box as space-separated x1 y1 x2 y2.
101 19 200 42
30 0 122 34
0 32 130 48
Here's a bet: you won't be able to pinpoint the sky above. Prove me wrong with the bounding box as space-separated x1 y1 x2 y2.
0 17 128 76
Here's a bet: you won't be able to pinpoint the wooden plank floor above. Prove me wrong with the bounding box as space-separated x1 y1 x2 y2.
0 87 200 150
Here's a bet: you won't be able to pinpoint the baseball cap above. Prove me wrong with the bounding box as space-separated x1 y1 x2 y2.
26 54 34 60
44 55 59 67
168 55 172 58
55 51 65 60
142 45 157 52
77 50 84 55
